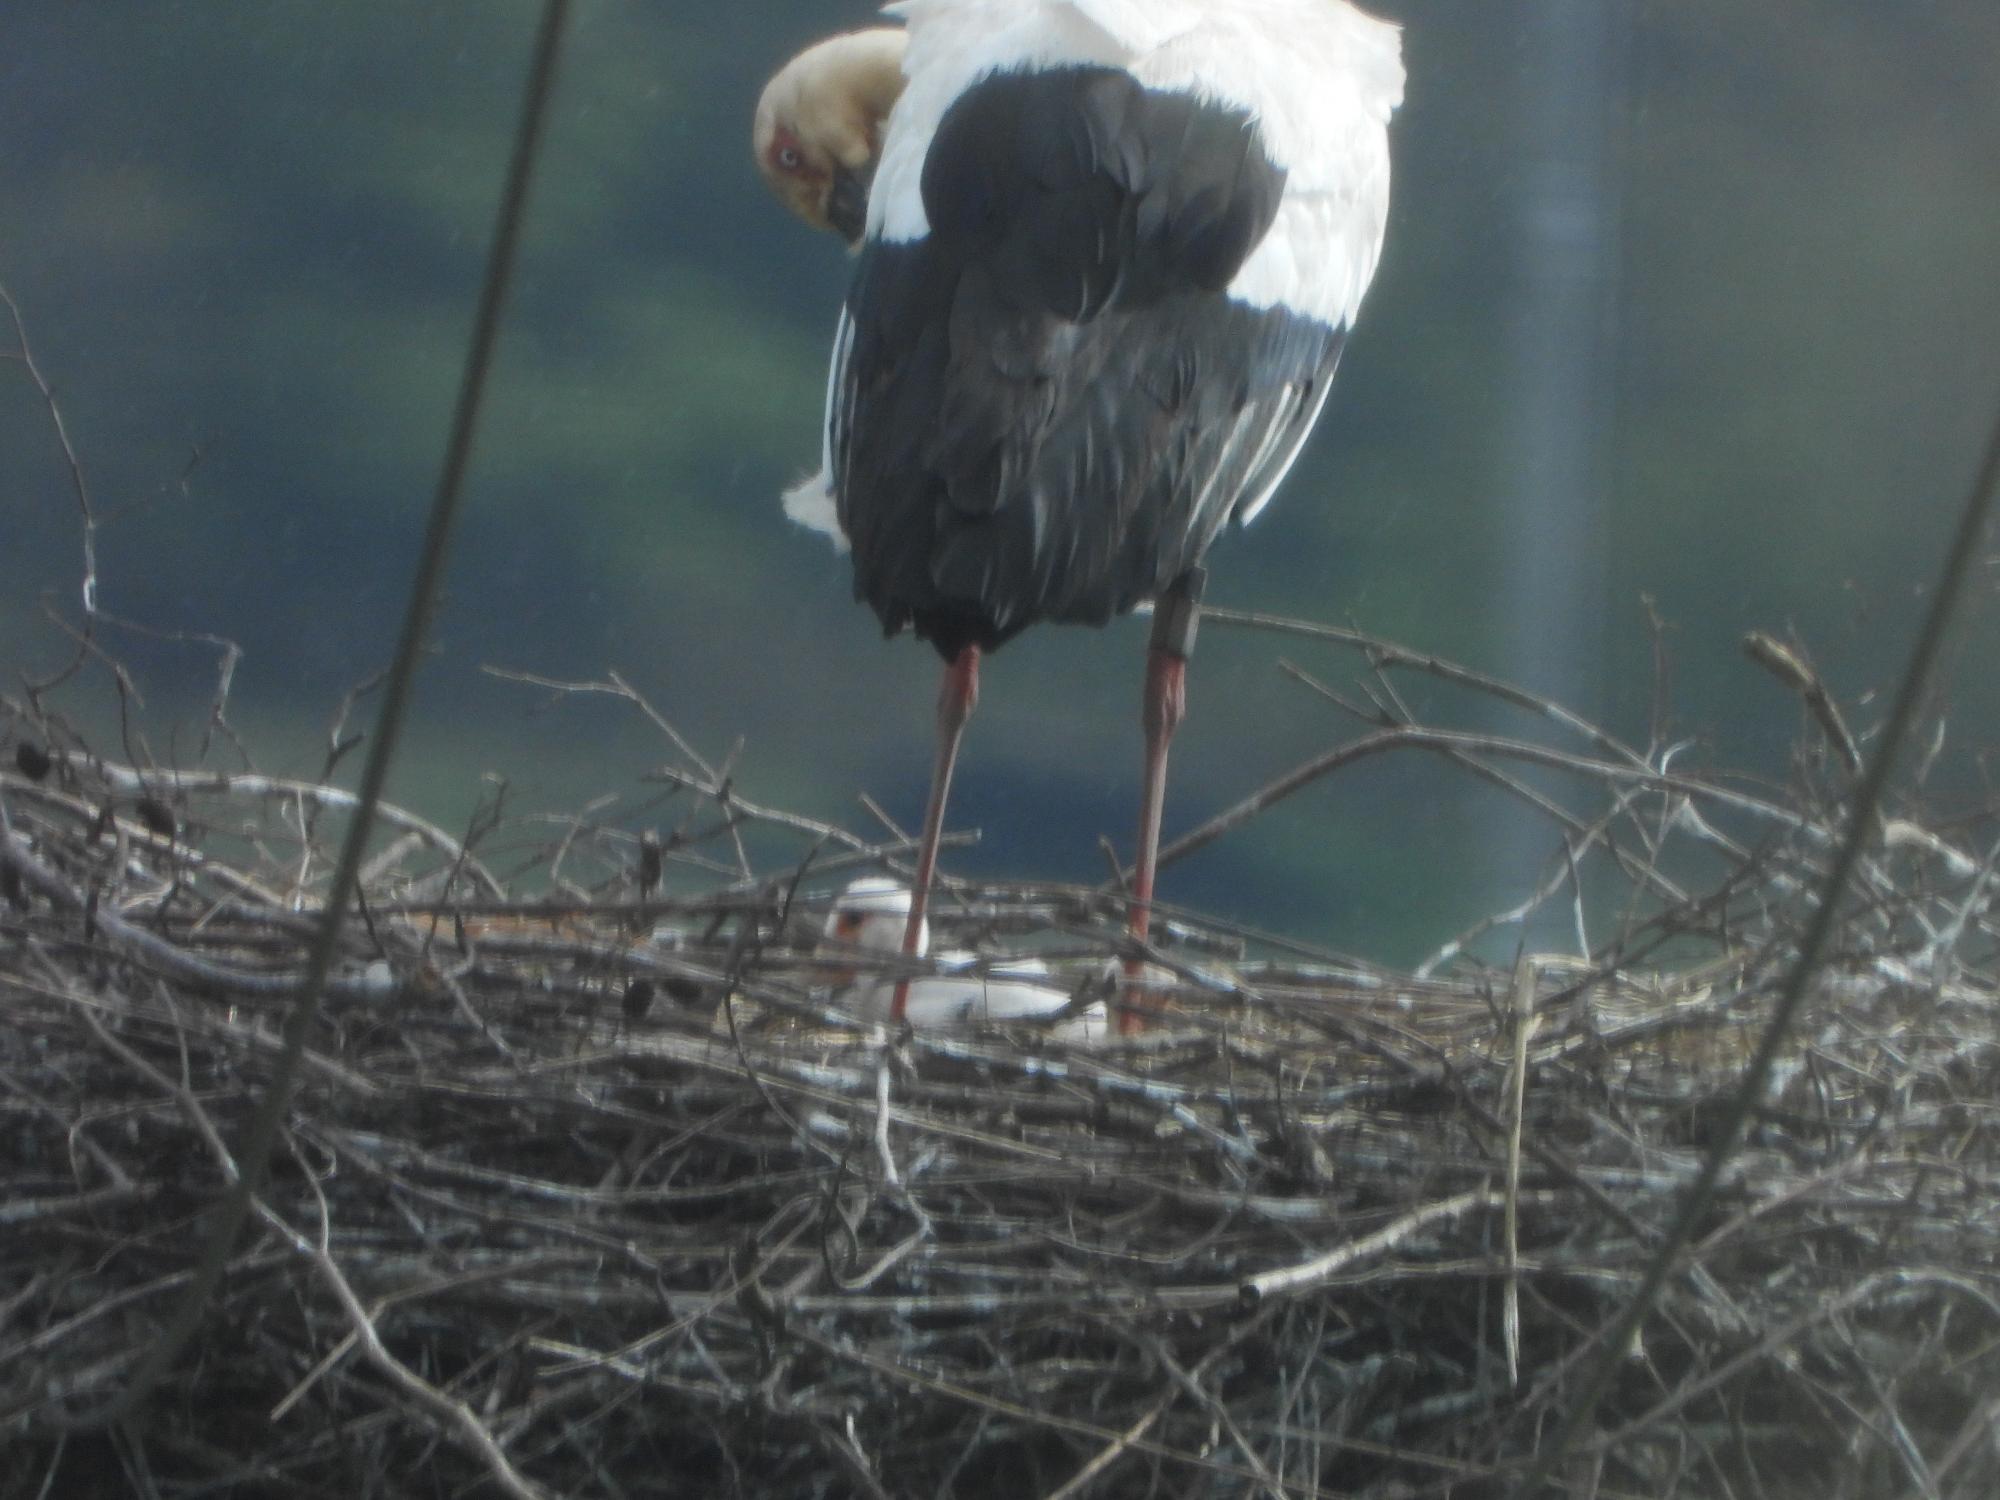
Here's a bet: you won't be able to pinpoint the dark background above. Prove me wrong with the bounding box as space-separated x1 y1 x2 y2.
3 1 1995 962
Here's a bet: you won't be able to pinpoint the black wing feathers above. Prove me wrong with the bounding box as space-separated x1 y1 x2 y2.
837 66 1338 660
920 68 1280 315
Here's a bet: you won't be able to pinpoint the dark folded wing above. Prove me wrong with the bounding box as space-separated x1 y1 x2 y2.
833 64 1344 657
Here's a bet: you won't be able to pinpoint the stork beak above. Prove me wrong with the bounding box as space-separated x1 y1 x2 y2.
826 160 874 246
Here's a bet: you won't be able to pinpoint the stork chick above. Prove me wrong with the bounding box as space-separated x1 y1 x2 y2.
818 877 1107 1039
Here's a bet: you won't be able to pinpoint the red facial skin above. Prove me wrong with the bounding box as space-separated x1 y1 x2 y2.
766 126 824 192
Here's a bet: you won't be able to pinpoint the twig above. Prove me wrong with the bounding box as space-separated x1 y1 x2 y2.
1743 630 1863 776
270 1157 555 1500
1517 377 2000 1494
51 1 576 1434
1202 606 1650 767
1156 723 1825 875
49 759 506 899
1 283 97 621
1238 1191 1505 1303
0 820 395 1009
1504 953 1535 1389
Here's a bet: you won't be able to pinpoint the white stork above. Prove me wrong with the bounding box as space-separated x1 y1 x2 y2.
756 1 1403 1030
818 877 1109 1039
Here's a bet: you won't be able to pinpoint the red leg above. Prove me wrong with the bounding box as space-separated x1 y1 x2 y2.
1122 570 1204 1034
892 644 980 1021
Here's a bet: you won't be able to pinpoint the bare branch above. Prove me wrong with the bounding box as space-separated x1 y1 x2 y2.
1744 628 1864 775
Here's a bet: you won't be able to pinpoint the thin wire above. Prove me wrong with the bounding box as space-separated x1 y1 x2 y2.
62 0 574 1431
1514 395 2000 1494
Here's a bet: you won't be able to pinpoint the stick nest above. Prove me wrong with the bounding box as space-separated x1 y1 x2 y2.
2 718 1997 1500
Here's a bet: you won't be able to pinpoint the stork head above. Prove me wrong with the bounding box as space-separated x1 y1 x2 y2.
817 876 927 995
812 876 928 1016
753 28 907 245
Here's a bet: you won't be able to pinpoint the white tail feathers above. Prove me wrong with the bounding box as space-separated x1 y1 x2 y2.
783 469 849 550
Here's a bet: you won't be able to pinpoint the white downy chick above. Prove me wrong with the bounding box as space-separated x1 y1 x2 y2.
819 877 1107 1039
